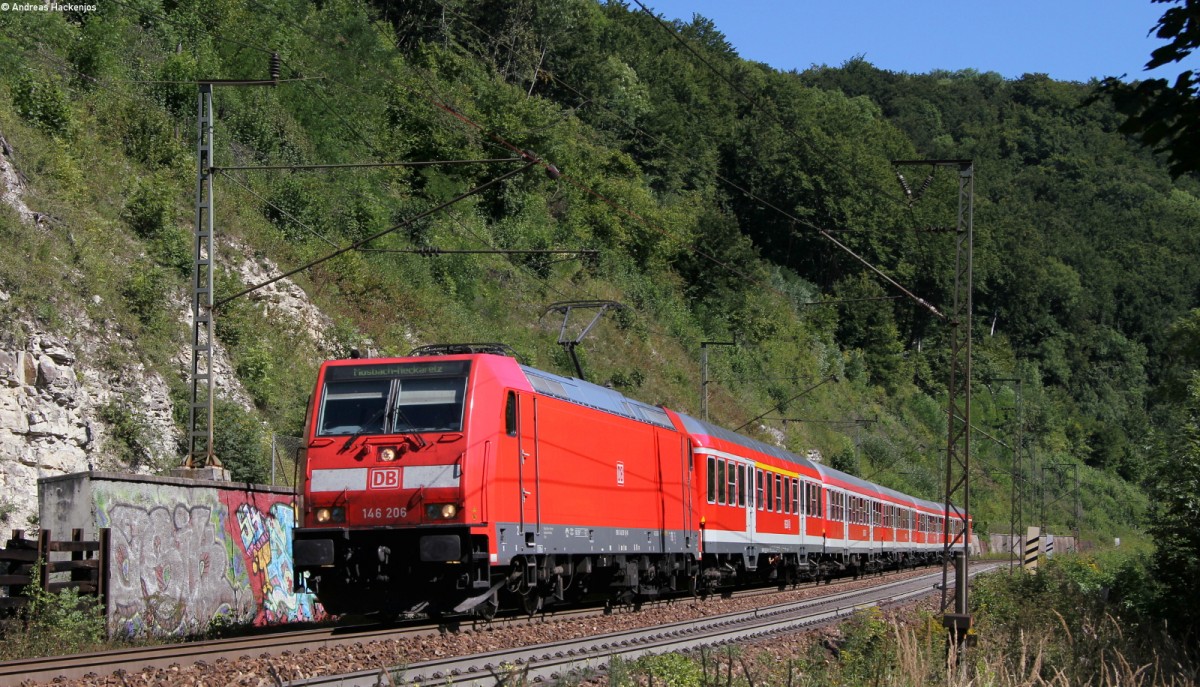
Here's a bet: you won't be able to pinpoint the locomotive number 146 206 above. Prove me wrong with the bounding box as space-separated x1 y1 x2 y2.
362 507 406 519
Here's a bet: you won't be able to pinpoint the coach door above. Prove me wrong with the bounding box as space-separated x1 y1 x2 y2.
514 393 541 543
746 463 757 548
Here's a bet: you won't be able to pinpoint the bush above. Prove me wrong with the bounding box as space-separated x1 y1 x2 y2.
124 174 177 240
0 571 106 660
97 398 156 471
212 400 268 483
12 71 72 134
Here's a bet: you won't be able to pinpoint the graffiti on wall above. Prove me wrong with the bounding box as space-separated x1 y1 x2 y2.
231 501 320 623
95 481 323 639
102 501 252 638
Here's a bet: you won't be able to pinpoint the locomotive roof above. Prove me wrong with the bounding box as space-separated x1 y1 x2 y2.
518 364 676 430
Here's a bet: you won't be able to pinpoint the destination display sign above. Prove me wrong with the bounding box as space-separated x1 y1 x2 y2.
325 360 470 381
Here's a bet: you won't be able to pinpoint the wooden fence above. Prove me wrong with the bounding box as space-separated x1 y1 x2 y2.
0 529 109 614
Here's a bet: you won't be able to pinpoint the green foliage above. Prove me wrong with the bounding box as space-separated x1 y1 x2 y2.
1145 370 1200 638
1096 0 1200 178
629 653 704 687
211 399 269 484
0 496 16 526
0 0 1188 616
123 174 178 240
11 70 72 134
97 399 158 472
0 569 106 660
836 607 896 685
970 553 1192 685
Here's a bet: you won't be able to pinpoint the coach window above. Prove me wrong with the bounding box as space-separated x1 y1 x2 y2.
707 456 716 503
774 474 783 512
737 465 747 507
765 472 773 512
756 470 764 510
724 461 734 504
792 479 799 515
717 459 727 505
783 476 791 514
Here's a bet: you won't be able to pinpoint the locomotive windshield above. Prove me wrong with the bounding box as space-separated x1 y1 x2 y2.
317 361 470 436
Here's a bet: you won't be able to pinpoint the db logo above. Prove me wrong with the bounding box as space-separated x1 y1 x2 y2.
369 468 401 490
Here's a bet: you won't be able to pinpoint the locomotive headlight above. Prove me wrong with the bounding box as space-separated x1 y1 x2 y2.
379 447 398 462
314 507 346 524
425 503 459 520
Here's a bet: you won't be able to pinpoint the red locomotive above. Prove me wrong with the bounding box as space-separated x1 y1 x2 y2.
293 347 969 617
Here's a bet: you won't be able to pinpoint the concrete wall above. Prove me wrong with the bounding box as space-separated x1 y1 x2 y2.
988 532 1078 558
38 471 324 638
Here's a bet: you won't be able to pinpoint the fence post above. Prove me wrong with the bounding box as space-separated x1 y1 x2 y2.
37 529 50 594
98 527 110 622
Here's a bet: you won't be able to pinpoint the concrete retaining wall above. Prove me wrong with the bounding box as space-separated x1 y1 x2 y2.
38 471 325 638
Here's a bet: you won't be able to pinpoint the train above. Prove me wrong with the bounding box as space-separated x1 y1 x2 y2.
292 346 970 618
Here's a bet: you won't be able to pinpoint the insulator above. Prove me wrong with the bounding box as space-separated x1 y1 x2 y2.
896 172 913 198
544 163 561 180
270 52 281 82
914 171 935 199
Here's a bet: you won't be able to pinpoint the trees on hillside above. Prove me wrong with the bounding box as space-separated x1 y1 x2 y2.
1097 0 1200 177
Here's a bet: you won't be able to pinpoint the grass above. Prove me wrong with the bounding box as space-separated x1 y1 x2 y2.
586 553 1197 687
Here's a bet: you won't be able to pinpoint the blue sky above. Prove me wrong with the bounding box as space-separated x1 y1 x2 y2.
642 1 1193 83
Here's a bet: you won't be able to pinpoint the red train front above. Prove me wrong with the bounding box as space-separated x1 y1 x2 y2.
292 349 700 617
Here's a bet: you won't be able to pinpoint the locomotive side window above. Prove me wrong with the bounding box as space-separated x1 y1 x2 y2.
505 391 517 436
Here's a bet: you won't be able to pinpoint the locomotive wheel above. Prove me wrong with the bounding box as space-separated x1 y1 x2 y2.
521 591 542 616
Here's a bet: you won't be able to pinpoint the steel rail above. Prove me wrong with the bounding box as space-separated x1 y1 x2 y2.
0 564 947 685
287 564 999 686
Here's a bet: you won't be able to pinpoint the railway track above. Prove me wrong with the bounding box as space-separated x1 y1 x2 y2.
290 564 998 686
1 563 970 686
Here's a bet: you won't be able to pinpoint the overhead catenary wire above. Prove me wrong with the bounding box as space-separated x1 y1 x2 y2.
732 375 837 433
2 6 608 362
630 0 912 212
236 0 793 305
501 23 945 319
220 172 340 248
416 0 952 442
212 158 524 172
61 1 899 438
214 159 539 308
